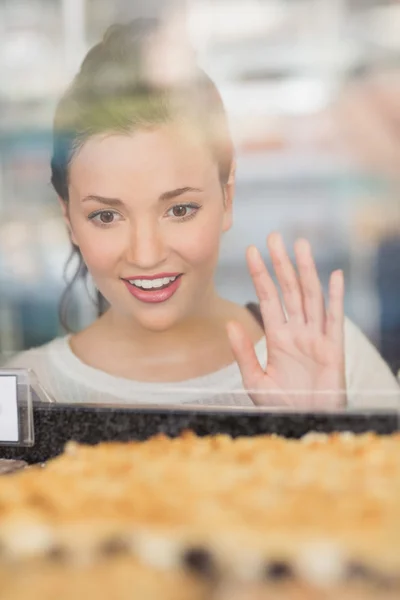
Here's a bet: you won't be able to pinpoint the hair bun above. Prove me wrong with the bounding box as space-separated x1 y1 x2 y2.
101 23 123 45
101 19 161 47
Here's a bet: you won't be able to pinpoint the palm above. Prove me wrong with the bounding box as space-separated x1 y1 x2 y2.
257 324 345 408
227 234 346 409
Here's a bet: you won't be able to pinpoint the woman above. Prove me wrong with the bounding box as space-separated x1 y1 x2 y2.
6 19 399 408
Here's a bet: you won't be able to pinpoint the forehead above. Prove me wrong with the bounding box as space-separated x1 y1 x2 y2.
68 124 219 197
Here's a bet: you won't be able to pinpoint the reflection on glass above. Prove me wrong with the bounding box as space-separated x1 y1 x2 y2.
0 4 399 411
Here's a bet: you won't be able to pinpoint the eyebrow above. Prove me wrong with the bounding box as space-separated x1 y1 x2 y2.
82 195 124 207
82 187 203 206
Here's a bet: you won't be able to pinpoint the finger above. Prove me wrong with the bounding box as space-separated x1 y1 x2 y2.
267 232 305 324
326 270 345 345
294 238 326 332
226 320 262 391
246 245 286 331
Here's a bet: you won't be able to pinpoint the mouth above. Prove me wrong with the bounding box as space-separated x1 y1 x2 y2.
121 273 184 304
123 274 182 291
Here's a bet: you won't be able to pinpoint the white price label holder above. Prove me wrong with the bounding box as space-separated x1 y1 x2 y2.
0 369 35 446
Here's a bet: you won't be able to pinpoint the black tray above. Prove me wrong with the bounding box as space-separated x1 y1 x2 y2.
0 403 398 464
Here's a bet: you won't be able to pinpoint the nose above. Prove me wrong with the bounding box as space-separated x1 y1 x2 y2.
125 219 168 269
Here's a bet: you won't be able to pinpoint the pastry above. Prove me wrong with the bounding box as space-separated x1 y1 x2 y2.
0 431 398 599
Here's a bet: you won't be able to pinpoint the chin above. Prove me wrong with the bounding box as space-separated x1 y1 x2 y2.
131 303 186 333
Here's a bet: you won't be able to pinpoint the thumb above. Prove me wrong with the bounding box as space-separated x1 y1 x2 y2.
226 320 262 392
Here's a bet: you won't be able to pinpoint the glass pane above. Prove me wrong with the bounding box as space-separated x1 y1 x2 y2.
0 0 398 413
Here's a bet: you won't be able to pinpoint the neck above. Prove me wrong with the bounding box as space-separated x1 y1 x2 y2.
97 287 229 357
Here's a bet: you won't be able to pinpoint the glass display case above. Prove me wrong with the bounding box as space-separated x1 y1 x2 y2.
0 9 399 600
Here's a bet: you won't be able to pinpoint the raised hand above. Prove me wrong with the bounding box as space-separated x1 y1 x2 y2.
226 233 346 409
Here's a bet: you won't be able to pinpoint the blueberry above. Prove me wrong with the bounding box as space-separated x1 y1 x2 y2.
264 560 294 581
346 561 373 580
346 562 397 589
99 537 129 556
47 545 67 561
182 547 216 578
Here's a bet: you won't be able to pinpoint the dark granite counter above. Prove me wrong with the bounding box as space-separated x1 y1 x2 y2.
0 403 398 464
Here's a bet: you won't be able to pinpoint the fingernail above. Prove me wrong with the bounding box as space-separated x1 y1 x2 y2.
295 238 311 253
248 245 261 263
333 269 344 280
226 321 241 343
330 270 344 292
268 231 282 247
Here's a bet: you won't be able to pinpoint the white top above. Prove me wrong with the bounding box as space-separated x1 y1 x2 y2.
4 318 400 409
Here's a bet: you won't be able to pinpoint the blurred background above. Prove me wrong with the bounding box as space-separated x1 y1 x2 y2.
0 0 400 373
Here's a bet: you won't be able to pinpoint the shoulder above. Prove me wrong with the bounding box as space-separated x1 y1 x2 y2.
343 317 400 407
3 337 75 403
3 337 68 376
343 316 385 359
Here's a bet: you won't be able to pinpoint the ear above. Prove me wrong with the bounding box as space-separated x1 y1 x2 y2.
222 160 236 232
58 196 78 246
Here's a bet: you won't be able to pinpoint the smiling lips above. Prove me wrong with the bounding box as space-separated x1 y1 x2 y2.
122 273 183 303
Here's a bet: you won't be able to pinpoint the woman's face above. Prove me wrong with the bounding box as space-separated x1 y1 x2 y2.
65 124 233 331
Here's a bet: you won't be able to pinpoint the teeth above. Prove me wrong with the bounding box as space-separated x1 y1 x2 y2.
128 276 177 290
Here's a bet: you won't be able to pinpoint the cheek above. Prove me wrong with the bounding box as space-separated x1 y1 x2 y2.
74 226 125 276
173 219 223 268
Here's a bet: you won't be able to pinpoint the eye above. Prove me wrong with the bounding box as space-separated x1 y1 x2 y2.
172 205 188 217
88 210 121 226
166 203 200 221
